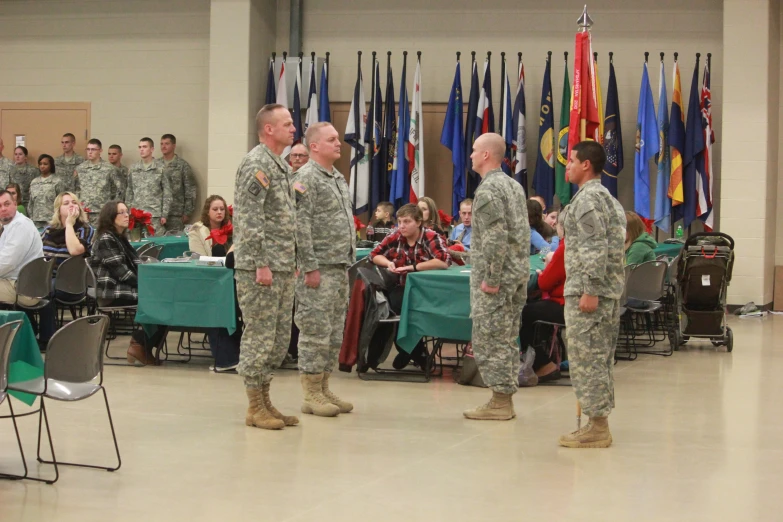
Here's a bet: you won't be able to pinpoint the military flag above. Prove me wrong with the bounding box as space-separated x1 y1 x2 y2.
567 31 601 157
682 59 704 228
382 58 396 204
556 54 572 205
602 56 623 198
533 54 555 208
367 57 385 213
634 61 659 219
512 58 528 189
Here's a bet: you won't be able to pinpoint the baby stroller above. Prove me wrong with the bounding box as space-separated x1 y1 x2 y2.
670 232 735 352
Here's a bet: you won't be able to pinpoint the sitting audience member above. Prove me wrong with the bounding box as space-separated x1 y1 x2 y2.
530 195 547 214
370 203 451 369
520 212 567 383
188 195 234 257
90 201 164 366
0 189 43 307
544 209 559 229
366 201 395 243
417 196 446 236
38 193 96 344
5 183 26 217
625 211 657 265
28 155 63 228
528 199 559 254
449 198 473 250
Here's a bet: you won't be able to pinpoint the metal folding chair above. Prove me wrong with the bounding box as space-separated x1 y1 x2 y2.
0 320 27 481
54 255 89 327
8 316 121 484
135 242 156 256
84 263 138 362
14 257 54 312
624 260 670 356
142 245 164 260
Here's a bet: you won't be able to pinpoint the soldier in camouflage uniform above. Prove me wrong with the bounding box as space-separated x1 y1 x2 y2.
464 133 530 421
108 144 128 201
74 139 122 227
559 141 626 449
54 133 85 193
234 104 298 431
125 138 172 236
0 138 12 189
293 123 355 418
28 154 63 228
160 134 197 232
9 146 40 207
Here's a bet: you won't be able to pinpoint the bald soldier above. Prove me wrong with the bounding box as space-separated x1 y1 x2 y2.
559 141 625 448
293 122 355 417
289 143 309 172
233 104 299 430
463 133 530 421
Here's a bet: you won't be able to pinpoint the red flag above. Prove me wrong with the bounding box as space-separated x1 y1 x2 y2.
567 32 600 163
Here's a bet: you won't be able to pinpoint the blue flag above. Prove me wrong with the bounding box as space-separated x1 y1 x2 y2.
602 60 623 197
390 58 410 208
382 62 396 204
512 62 528 189
532 56 555 209
441 61 465 220
367 59 385 214
501 64 514 176
634 62 659 219
682 60 704 228
265 58 276 105
653 61 671 232
464 60 481 198
318 61 331 122
292 60 304 145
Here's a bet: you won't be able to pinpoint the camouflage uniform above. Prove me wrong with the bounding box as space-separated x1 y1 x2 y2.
74 159 122 227
125 159 172 236
113 164 129 202
54 153 85 193
28 175 64 228
163 154 197 232
233 143 296 388
470 168 530 395
562 178 626 418
293 160 355 374
0 156 12 189
9 164 40 207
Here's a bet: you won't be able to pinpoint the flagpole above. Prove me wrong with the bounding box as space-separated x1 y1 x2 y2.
368 50 377 215
353 50 362 214
499 52 506 132
657 50 665 242
672 51 678 237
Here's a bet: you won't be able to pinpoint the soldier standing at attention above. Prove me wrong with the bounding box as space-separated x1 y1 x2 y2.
559 141 625 449
108 144 128 200
74 139 121 227
233 104 298 431
28 154 63 229
293 122 355 417
9 146 40 208
125 138 171 236
463 133 530 421
160 134 197 232
55 133 85 193
0 139 13 189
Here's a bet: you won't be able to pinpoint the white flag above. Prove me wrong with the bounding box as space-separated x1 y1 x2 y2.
408 57 425 202
346 70 369 213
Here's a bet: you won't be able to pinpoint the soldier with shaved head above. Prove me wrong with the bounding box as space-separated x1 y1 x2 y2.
463 133 531 421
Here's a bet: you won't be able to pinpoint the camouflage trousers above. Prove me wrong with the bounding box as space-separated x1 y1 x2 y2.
564 296 621 417
165 215 187 233
294 265 349 374
471 281 526 395
33 220 49 230
235 268 295 388
88 213 100 228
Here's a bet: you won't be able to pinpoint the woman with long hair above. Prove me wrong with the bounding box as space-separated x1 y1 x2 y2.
416 196 446 236
528 199 559 255
624 211 657 265
187 195 233 257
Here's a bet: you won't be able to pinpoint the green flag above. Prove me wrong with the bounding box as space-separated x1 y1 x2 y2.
555 57 571 206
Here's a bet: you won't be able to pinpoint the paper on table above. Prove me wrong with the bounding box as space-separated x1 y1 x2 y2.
196 256 226 267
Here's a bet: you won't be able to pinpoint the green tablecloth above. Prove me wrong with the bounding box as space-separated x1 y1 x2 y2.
130 236 190 260
396 258 544 353
356 248 372 260
136 261 237 334
2 311 44 406
654 242 683 259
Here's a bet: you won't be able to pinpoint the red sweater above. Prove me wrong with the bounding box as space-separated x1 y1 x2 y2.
537 240 565 305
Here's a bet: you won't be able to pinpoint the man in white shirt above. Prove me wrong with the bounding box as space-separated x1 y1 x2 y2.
0 189 44 306
449 198 473 250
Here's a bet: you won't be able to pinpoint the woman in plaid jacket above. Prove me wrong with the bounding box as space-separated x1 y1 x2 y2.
91 201 163 365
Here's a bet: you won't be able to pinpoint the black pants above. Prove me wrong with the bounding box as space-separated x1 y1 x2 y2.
519 299 565 371
368 285 426 366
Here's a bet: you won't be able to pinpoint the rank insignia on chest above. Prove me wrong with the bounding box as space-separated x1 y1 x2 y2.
293 182 306 194
255 170 270 188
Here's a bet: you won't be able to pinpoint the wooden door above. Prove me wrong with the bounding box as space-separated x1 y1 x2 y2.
0 102 91 167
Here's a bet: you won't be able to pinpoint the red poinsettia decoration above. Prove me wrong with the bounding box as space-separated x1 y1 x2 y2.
206 222 234 245
80 201 91 213
437 209 452 226
129 208 155 236
353 215 366 231
228 205 234 217
640 216 654 234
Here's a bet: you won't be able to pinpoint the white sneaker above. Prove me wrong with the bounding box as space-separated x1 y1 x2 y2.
209 364 238 373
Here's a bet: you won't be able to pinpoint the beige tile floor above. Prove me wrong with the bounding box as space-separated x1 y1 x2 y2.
0 315 781 521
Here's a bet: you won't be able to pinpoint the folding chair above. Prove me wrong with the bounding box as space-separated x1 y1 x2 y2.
164 230 183 237
624 260 670 356
142 245 164 260
135 242 156 256
532 320 571 386
84 263 138 362
54 255 89 327
14 257 54 313
0 320 27 481
8 316 121 484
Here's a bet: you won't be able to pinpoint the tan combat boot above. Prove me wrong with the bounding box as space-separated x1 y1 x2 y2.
245 387 285 430
300 373 340 417
322 372 354 413
559 416 612 448
262 382 299 426
463 391 516 420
